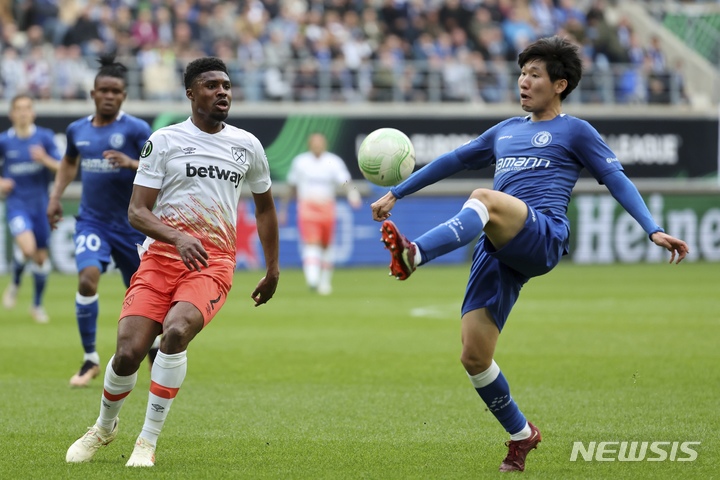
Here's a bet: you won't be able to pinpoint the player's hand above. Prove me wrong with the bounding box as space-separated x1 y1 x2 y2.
371 191 397 221
0 177 15 196
650 231 689 264
47 198 63 229
29 145 48 164
175 234 209 271
251 272 279 306
104 150 136 169
348 188 362 209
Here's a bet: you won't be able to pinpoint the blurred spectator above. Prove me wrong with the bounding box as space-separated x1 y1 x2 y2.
646 35 667 72
25 45 51 99
130 7 158 49
442 47 476 102
554 0 586 28
62 7 101 56
586 5 628 64
1 47 28 99
293 59 320 102
502 6 536 59
530 0 558 38
51 44 89 100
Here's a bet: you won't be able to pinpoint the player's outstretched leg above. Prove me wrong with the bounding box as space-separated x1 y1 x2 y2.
65 418 119 463
380 199 489 280
380 220 418 280
499 422 542 472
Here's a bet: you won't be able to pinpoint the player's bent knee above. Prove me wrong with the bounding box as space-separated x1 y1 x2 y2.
469 188 491 203
160 323 198 353
460 349 493 373
112 347 145 376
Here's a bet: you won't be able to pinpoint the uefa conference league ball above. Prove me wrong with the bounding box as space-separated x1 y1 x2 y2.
357 128 416 187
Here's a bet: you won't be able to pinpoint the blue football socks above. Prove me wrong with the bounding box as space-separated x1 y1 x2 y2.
415 199 489 264
468 361 527 436
31 267 48 307
76 293 99 354
12 257 25 287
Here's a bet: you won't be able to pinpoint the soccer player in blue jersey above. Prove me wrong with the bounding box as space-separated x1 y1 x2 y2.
371 36 689 473
47 55 153 388
0 94 61 323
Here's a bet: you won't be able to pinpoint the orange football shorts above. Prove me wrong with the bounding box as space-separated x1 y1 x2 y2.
298 200 336 246
120 253 234 326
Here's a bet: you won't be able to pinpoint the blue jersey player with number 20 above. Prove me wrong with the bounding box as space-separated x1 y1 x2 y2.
47 55 153 388
371 36 689 473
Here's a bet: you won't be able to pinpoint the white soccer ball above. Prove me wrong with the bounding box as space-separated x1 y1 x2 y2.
357 128 416 187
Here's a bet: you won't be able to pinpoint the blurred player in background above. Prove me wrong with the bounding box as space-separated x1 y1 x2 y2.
371 36 689 473
47 55 154 387
279 132 361 295
66 56 279 467
0 94 61 323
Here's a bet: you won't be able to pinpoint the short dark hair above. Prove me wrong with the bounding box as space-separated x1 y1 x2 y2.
517 36 582 101
184 57 229 89
95 54 128 85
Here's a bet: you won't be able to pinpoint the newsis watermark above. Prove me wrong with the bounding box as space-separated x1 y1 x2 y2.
570 441 700 462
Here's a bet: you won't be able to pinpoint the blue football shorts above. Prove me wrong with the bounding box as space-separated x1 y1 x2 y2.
7 205 51 249
74 218 146 287
461 205 570 331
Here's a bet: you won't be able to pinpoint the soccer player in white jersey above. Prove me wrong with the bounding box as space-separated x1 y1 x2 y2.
66 57 280 467
279 132 362 295
372 37 688 472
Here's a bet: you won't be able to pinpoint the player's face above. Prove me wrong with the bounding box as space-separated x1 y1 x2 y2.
308 133 326 156
518 60 567 116
9 97 35 128
91 76 127 118
190 71 232 123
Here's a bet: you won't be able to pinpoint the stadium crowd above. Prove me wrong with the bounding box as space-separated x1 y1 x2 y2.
0 0 687 104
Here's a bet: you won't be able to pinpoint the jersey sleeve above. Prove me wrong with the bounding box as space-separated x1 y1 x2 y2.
568 119 624 183
245 135 272 194
65 123 78 158
134 131 168 189
454 118 515 169
133 120 153 154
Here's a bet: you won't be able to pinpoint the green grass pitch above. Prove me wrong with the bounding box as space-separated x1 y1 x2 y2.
0 262 717 479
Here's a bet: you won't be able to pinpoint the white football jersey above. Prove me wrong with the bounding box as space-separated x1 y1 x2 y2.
286 150 351 203
135 118 271 263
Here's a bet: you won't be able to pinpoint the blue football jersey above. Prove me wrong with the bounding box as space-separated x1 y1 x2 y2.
0 125 61 210
65 111 152 229
454 114 623 220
